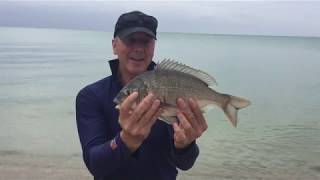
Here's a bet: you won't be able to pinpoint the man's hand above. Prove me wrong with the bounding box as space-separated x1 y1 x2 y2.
119 92 162 153
173 98 208 149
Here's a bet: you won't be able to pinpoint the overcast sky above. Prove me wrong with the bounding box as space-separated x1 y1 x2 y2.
0 1 319 37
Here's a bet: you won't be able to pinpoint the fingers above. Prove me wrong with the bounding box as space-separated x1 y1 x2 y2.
177 99 196 125
130 93 155 122
177 98 202 136
138 99 161 127
118 92 163 152
144 106 162 130
174 97 208 149
120 92 162 131
189 98 208 131
177 111 195 138
119 92 139 116
173 122 187 148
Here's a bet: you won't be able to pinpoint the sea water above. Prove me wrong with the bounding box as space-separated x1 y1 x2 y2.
0 27 319 179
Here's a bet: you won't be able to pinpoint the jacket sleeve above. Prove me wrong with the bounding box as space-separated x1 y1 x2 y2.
76 87 134 178
168 127 199 170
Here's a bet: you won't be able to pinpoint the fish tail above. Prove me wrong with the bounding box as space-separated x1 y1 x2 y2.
222 95 251 127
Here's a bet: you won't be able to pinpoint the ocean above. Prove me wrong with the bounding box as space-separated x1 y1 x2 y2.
0 27 319 179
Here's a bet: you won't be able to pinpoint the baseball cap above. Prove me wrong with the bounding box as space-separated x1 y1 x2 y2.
113 11 158 40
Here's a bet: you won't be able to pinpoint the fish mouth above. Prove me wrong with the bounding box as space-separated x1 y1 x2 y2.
113 97 120 104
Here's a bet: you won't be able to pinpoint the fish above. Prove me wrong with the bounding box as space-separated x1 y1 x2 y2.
114 59 251 127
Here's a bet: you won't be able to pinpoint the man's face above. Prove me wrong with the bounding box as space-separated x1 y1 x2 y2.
112 32 155 78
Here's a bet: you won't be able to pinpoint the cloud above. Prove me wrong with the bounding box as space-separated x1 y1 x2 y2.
0 1 319 37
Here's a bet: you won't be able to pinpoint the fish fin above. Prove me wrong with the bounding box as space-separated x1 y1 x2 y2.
156 59 217 86
201 104 215 113
159 116 178 125
223 95 251 127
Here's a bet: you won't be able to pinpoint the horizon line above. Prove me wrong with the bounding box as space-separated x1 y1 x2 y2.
1 25 319 39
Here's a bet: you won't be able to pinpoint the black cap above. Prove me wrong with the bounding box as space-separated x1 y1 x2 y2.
114 11 158 39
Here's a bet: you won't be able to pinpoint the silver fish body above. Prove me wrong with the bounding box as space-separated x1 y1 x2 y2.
114 59 251 127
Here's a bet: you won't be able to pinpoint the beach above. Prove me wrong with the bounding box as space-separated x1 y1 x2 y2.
0 152 90 180
1 153 319 180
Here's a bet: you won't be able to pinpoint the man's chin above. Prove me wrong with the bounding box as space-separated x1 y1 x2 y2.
127 59 147 71
127 65 147 76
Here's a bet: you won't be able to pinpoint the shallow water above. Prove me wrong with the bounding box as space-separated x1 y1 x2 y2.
0 27 320 179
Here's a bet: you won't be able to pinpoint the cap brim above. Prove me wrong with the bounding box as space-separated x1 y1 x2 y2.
118 27 156 40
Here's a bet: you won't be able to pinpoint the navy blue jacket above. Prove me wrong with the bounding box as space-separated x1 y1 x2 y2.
76 59 199 180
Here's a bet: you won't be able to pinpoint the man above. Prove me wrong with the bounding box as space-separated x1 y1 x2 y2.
76 11 207 180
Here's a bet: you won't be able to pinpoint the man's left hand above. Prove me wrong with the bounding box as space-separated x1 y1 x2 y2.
173 98 208 149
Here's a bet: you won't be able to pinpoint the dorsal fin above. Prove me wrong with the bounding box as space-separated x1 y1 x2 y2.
155 58 217 86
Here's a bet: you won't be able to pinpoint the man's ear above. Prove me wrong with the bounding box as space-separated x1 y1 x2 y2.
112 39 118 55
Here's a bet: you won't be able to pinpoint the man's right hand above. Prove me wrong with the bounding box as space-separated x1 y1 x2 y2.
118 92 162 153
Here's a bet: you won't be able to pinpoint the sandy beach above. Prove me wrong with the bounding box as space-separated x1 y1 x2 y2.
0 152 91 180
1 151 319 180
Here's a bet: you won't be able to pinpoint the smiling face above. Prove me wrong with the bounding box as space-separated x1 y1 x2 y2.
112 32 155 84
